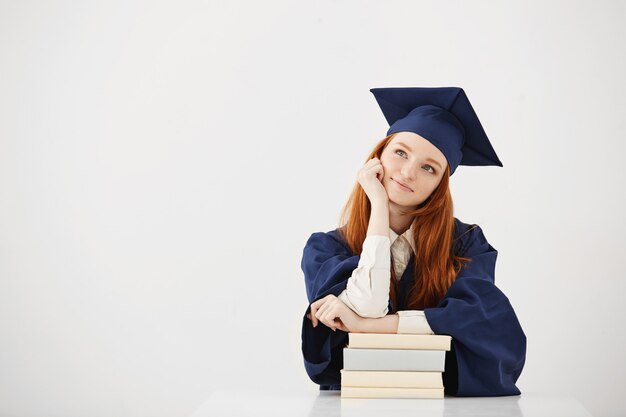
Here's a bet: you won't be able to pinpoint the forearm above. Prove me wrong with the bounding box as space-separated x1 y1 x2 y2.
340 202 391 317
367 203 389 237
359 313 399 334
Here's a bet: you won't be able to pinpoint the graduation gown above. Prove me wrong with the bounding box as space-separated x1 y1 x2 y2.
300 217 526 396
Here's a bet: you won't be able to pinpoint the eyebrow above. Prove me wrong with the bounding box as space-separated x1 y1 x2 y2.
395 141 443 169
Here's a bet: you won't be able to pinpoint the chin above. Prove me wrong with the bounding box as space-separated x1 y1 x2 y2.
389 197 418 209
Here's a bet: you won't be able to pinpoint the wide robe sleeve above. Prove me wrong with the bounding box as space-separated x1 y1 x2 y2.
424 223 527 397
300 230 357 388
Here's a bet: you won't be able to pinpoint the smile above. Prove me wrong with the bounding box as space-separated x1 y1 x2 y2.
392 179 413 192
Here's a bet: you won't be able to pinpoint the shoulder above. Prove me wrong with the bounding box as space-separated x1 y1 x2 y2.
304 226 352 255
452 217 494 257
453 217 482 239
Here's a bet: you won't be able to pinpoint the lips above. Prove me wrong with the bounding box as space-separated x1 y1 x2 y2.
393 178 413 192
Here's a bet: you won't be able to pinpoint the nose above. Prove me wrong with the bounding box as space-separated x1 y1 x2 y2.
400 164 417 182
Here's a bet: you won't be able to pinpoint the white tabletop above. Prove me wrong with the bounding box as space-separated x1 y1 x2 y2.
189 389 593 417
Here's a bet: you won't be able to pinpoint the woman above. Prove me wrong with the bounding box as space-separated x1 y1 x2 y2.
301 87 526 396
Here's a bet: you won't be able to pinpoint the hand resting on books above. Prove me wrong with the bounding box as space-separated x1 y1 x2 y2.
306 294 363 333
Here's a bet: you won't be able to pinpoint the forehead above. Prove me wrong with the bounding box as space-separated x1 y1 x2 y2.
389 132 447 163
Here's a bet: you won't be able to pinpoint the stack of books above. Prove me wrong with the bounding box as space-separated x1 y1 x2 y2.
340 333 452 399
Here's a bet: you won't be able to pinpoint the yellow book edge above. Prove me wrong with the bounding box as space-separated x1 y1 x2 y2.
347 333 452 351
341 386 444 399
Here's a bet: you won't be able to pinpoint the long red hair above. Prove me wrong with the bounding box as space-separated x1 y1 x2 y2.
337 134 471 312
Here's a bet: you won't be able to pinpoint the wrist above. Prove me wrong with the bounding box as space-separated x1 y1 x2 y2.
370 201 389 212
368 204 390 237
357 316 371 333
357 314 399 334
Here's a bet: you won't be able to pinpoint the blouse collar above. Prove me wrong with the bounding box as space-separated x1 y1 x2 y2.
389 223 416 253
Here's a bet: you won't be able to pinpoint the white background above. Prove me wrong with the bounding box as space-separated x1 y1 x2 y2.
1 1 625 416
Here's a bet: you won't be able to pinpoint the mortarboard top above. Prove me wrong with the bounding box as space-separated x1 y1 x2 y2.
369 87 502 175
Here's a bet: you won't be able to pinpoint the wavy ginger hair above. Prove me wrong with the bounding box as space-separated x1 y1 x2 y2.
337 134 471 312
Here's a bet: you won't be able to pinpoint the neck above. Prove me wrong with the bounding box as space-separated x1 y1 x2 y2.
388 201 415 235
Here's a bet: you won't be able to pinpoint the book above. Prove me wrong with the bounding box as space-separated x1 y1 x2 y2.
340 370 443 388
343 348 446 372
341 386 444 399
348 333 452 350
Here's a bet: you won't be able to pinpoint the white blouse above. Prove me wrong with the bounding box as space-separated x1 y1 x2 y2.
337 225 434 334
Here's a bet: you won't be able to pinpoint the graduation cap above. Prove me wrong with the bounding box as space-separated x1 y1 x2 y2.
370 87 502 175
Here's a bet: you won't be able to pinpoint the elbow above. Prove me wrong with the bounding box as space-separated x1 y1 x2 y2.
340 287 390 318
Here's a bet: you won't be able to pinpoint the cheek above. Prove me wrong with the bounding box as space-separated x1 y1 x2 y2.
416 177 438 195
380 155 395 170
426 177 442 193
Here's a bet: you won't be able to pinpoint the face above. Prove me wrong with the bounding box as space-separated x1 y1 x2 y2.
379 132 448 210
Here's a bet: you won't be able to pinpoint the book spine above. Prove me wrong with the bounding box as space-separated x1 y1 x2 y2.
343 348 446 372
348 333 451 350
341 386 444 399
340 370 443 388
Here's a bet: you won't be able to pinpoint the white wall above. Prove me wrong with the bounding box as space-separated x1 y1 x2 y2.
1 1 624 416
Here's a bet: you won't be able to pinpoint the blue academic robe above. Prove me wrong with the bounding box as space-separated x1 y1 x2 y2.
300 218 526 396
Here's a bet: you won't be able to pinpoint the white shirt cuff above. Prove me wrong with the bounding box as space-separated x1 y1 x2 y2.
338 288 389 318
338 290 357 311
396 310 434 334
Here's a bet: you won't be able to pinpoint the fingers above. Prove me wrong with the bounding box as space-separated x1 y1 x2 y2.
309 294 334 328
358 158 385 183
358 157 380 173
335 320 349 333
309 304 319 328
316 299 340 331
308 296 352 333
366 158 379 166
322 310 339 332
315 300 332 328
308 295 350 332
375 164 384 182
363 158 382 171
310 297 337 331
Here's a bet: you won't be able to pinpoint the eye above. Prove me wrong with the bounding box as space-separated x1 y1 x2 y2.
396 149 436 174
